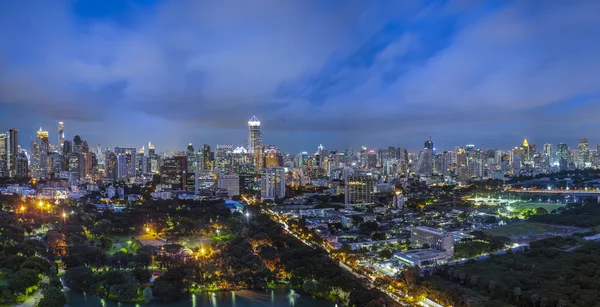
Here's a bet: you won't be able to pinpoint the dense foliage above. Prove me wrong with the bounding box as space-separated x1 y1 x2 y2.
420 237 600 306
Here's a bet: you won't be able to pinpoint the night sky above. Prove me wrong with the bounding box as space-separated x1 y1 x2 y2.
1 0 599 153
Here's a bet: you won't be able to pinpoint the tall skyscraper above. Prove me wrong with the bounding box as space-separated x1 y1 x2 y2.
58 122 64 148
543 144 552 157
8 129 18 178
418 139 434 176
248 116 263 172
577 138 591 168
0 134 7 177
115 147 136 180
261 166 286 199
202 144 212 170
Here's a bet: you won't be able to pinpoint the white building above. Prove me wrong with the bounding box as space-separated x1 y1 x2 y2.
411 226 454 260
261 166 286 200
218 174 240 198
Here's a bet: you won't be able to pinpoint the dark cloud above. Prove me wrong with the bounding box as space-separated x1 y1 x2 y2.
0 0 599 152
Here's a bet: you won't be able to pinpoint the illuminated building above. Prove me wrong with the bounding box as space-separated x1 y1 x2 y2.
577 138 591 169
0 134 7 177
557 143 571 171
160 156 187 190
148 142 155 157
215 144 233 173
344 173 375 205
31 135 49 179
16 151 28 179
63 140 72 155
58 122 64 149
36 127 49 146
521 138 530 161
264 146 282 168
248 116 263 172
8 128 18 178
115 147 136 180
105 152 118 181
410 226 454 260
73 135 83 153
238 163 256 189
261 166 286 200
418 139 434 176
202 144 212 170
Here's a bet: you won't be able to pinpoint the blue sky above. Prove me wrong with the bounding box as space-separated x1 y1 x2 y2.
1 0 599 153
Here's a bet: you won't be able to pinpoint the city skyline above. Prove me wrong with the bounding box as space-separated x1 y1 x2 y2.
1 1 600 152
2 118 600 155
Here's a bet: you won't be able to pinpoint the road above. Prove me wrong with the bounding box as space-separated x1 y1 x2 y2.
264 208 414 307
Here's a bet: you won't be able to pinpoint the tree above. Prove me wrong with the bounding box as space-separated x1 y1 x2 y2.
556 300 567 307
540 297 548 307
9 268 40 294
513 287 521 303
64 266 94 292
371 232 387 241
488 281 496 294
531 294 540 307
37 287 67 307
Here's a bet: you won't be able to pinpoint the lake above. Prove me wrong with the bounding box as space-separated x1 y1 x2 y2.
65 289 337 307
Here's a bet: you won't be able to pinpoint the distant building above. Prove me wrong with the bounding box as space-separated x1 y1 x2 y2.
410 226 454 260
345 174 375 205
261 166 285 200
218 174 240 198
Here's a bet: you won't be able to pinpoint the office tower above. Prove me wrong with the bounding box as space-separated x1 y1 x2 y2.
8 129 18 178
248 116 263 172
115 147 136 180
202 144 212 170
218 174 240 198
577 138 591 169
0 134 7 177
215 144 233 173
521 139 530 161
136 147 148 175
31 135 49 179
16 151 28 179
411 226 454 260
543 144 552 158
148 142 155 157
418 139 434 176
63 140 72 155
36 128 49 146
344 173 375 205
105 152 118 181
557 143 571 171
186 143 196 172
261 166 286 200
58 122 64 148
160 156 187 190
238 163 256 190
264 146 282 168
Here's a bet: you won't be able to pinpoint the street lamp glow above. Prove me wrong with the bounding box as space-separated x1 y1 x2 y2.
146 227 150 233
245 212 249 217
38 201 43 208
20 206 25 212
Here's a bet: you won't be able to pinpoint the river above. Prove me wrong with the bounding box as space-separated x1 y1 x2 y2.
65 289 337 307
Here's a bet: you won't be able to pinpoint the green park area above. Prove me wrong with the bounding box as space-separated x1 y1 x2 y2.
419 236 599 307
483 222 583 242
513 202 565 213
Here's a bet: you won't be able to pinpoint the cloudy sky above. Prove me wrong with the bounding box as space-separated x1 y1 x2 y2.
1 0 599 153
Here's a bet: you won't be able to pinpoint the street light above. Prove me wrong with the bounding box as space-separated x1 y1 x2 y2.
62 211 67 224
127 240 132 253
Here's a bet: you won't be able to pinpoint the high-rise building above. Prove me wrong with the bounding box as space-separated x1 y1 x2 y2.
202 144 212 170
418 139 434 176
8 129 18 178
160 156 187 190
0 134 7 177
105 152 118 181
115 147 136 180
58 122 64 149
215 144 233 173
16 151 28 179
261 166 286 200
557 143 571 171
63 140 72 155
344 173 375 205
30 135 49 179
248 116 263 172
577 138 591 169
148 142 155 157
36 127 49 146
543 144 552 158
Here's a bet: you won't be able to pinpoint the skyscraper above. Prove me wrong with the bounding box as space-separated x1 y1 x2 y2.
0 134 6 177
577 138 591 168
418 139 434 176
8 129 18 178
58 122 64 148
248 116 263 172
261 166 286 200
202 144 212 170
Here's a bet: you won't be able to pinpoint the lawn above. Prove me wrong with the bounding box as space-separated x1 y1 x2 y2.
483 222 583 243
515 202 566 212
